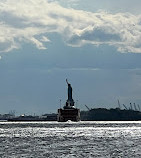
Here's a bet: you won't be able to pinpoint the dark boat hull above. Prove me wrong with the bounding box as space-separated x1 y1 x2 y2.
57 108 80 122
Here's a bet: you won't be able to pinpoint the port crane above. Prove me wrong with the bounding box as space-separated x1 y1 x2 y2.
137 104 141 111
130 103 133 110
118 100 121 109
123 104 128 110
85 105 91 111
133 103 137 111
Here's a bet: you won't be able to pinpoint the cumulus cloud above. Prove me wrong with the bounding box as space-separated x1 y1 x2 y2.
0 0 141 53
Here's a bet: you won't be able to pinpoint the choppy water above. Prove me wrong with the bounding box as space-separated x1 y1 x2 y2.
0 121 141 158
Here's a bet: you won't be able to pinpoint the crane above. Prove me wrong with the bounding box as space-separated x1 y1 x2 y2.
137 104 141 111
85 105 91 111
133 103 137 111
130 103 133 110
118 100 121 109
123 104 128 110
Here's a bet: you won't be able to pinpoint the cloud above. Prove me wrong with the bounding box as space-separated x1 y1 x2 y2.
0 0 141 53
40 36 50 42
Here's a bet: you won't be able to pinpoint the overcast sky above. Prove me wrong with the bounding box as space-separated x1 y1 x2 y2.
0 0 141 115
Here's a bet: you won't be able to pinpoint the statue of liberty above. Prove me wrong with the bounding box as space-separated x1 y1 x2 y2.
66 79 74 107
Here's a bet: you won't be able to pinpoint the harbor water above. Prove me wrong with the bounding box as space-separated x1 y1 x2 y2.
0 121 141 158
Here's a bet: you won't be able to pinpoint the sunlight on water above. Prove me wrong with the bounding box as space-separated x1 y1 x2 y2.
0 121 141 157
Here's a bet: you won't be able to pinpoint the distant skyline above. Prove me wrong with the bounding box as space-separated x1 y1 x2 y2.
0 0 141 115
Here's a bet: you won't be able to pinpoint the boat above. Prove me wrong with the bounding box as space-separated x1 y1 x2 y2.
8 114 57 121
57 79 80 122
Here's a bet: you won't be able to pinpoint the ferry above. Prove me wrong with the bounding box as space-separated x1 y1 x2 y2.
57 79 80 122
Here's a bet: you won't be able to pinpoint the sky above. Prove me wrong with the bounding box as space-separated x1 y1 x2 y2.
0 0 141 115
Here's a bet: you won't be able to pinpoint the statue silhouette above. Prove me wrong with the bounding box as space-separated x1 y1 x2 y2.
66 79 73 101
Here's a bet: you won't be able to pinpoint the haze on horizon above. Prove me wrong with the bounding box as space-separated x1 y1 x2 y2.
0 0 141 115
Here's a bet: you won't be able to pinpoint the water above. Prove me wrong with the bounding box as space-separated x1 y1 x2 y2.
0 121 141 158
